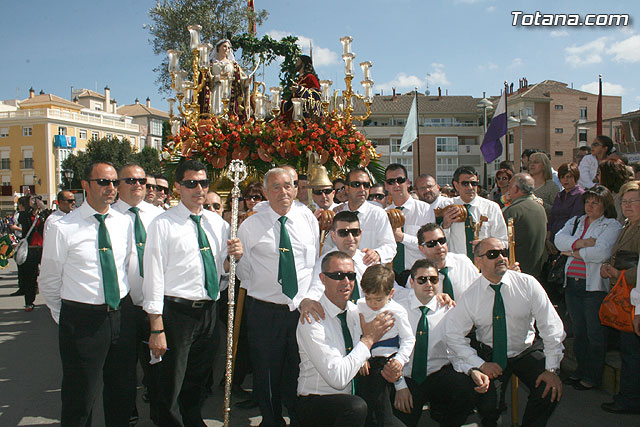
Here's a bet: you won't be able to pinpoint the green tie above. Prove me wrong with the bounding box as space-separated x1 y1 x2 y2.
464 204 475 261
94 214 120 309
350 278 360 304
490 283 508 369
412 306 429 384
337 311 355 394
392 206 405 274
277 216 298 299
190 215 219 299
439 267 454 300
128 207 146 277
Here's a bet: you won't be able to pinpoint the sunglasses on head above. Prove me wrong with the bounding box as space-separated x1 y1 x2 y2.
459 180 479 187
242 194 264 201
421 237 447 248
348 181 371 189
336 228 362 238
368 193 386 201
179 179 210 189
385 177 407 185
478 248 509 260
204 203 221 211
88 179 120 187
415 275 439 285
323 271 357 281
312 188 334 195
121 177 147 185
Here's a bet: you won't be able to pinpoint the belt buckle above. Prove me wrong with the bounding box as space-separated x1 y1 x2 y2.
107 305 118 312
192 300 205 309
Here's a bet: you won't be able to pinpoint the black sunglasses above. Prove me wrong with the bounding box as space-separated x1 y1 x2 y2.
121 177 147 185
312 188 334 195
348 181 371 189
179 179 210 189
459 181 479 187
415 275 439 285
242 194 264 201
478 248 509 260
385 177 407 185
158 185 169 193
87 179 120 187
204 203 221 211
293 180 299 188
421 237 447 248
334 186 345 192
368 193 386 201
323 271 357 281
336 228 362 238
61 198 76 203
146 184 158 190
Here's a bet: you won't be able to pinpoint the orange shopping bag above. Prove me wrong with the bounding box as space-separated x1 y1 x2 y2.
599 270 636 333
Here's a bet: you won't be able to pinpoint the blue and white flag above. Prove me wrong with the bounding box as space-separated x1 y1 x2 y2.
399 94 417 153
480 92 506 163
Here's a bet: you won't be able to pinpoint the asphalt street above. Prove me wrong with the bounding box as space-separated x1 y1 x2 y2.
0 262 637 426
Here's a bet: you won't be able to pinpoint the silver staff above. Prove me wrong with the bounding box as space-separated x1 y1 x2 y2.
223 159 247 426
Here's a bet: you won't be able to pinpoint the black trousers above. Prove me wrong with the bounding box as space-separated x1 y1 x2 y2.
390 365 476 427
297 394 367 427
355 356 403 427
133 305 160 422
246 296 300 427
58 295 136 427
156 298 217 427
474 341 558 427
18 246 41 306
216 282 252 386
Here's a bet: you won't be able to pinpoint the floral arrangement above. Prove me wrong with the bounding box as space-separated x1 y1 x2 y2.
164 114 379 176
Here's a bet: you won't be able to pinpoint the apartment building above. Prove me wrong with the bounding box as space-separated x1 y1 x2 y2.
117 97 169 151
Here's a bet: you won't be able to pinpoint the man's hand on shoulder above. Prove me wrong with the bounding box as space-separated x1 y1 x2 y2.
298 298 325 324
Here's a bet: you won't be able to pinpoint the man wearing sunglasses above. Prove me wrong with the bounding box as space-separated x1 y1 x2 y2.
39 161 137 426
385 164 435 286
237 167 319 426
143 159 243 426
443 166 507 261
204 191 224 216
446 238 565 427
311 185 338 211
415 223 479 301
327 168 396 266
112 163 164 423
43 190 76 236
390 259 488 426
145 175 157 204
154 174 171 210
367 183 387 208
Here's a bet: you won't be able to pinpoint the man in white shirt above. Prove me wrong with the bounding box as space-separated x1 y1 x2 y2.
392 259 489 427
311 185 338 211
415 223 480 301
296 251 394 427
414 174 452 212
144 160 243 426
446 238 566 427
204 190 224 216
237 167 319 426
145 175 157 204
442 166 507 262
327 168 396 265
154 174 171 210
112 163 163 422
39 161 136 426
385 164 435 286
43 190 75 236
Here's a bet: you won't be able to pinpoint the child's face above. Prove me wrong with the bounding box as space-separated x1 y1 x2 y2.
364 289 394 311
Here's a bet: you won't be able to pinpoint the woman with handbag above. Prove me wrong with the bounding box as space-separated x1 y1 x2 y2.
600 180 640 414
555 185 622 391
16 195 45 312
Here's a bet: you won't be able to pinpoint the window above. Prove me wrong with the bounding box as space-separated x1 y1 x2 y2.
58 126 67 136
554 105 564 110
106 133 113 139
555 128 564 134
389 156 413 179
390 138 412 153
1 176 9 186
22 149 33 169
141 136 147 147
0 128 8 137
1 151 9 170
78 129 87 139
579 129 588 143
580 107 587 119
91 131 99 140
23 126 32 136
555 151 564 157
436 137 458 153
525 107 534 117
150 119 163 136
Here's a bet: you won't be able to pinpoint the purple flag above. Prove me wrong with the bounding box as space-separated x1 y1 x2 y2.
480 91 506 163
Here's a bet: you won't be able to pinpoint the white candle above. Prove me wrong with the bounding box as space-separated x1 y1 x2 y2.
197 43 210 68
319 80 332 103
167 98 175 116
340 36 352 55
292 98 303 121
167 50 179 73
221 77 231 100
270 86 282 107
255 93 265 120
343 53 354 76
360 61 372 80
187 25 202 50
171 119 181 136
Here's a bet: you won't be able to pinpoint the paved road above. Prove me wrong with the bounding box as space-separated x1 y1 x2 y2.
0 262 637 426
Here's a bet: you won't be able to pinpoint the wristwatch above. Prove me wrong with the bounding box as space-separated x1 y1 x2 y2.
546 368 559 375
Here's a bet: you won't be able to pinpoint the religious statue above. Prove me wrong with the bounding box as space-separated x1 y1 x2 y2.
281 54 322 121
208 39 251 120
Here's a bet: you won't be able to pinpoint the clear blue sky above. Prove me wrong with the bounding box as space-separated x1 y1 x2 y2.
2 1 639 112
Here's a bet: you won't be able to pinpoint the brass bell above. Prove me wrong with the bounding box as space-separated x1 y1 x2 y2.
308 164 333 189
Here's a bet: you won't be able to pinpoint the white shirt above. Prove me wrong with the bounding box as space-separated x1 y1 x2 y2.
297 294 371 396
578 154 598 189
443 196 508 257
143 202 230 315
43 209 66 237
307 249 368 302
429 195 454 211
554 215 622 292
632 260 640 307
446 270 565 375
112 199 163 306
348 298 415 366
326 200 396 263
237 202 319 310
39 202 133 323
393 290 451 390
388 197 436 270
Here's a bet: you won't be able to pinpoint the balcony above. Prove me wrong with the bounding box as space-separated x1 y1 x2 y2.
21 159 34 169
0 159 9 170
0 108 140 132
1 185 11 196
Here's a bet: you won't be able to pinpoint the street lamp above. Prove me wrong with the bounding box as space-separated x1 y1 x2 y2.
477 96 493 188
507 110 536 171
62 169 74 189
